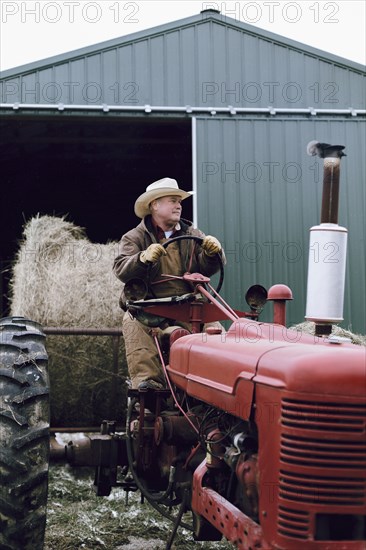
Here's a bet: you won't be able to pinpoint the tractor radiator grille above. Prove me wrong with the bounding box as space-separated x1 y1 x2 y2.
277 505 309 540
278 397 366 538
280 433 366 469
279 470 366 506
281 399 366 433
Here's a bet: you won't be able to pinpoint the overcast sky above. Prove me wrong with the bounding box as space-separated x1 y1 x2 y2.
0 0 365 72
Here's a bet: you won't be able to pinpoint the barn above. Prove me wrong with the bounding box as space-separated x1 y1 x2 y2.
1 9 365 331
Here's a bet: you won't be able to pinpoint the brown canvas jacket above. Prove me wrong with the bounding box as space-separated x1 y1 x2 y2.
113 216 225 308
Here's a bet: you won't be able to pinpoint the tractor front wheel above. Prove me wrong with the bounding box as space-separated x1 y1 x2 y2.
0 317 50 550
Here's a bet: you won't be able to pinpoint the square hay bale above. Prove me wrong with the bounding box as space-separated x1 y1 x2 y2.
9 215 127 427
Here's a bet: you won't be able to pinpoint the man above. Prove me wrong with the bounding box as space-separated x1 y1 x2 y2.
113 177 224 390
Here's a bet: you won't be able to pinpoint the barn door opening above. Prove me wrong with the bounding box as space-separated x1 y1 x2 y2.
0 113 193 315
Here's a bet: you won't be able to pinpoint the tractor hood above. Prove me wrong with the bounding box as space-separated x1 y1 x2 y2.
167 319 366 419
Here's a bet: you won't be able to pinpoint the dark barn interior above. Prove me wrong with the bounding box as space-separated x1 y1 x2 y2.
0 114 192 314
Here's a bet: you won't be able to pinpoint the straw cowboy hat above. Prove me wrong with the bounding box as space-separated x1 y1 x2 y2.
134 177 194 218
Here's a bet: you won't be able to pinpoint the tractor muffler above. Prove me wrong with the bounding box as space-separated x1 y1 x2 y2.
305 141 347 336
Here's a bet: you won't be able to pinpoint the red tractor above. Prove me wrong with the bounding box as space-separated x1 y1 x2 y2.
97 255 365 550
1 143 365 549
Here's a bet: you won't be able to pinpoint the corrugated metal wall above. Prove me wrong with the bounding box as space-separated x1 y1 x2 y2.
1 16 365 109
196 116 366 332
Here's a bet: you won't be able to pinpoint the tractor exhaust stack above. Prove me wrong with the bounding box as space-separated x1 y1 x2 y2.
305 141 347 336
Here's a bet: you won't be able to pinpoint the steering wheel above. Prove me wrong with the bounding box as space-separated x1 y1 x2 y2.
125 235 224 327
161 234 224 295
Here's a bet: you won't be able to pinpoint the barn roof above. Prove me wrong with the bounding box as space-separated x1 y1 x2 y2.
1 10 364 79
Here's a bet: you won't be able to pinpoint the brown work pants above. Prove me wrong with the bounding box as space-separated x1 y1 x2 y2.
122 311 223 388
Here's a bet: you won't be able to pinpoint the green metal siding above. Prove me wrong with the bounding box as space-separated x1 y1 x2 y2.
196 117 366 333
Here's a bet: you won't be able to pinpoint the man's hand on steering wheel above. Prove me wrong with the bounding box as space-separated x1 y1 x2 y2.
140 243 167 264
201 235 222 256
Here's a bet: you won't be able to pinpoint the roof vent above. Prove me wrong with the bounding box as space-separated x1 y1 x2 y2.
200 8 221 14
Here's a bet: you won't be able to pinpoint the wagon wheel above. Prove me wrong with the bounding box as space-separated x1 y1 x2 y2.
0 317 50 550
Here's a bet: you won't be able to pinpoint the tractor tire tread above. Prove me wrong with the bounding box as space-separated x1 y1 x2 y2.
0 317 49 550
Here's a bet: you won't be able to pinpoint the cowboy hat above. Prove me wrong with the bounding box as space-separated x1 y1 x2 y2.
134 177 194 218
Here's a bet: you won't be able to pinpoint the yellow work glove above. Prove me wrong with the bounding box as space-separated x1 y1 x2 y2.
202 235 222 256
140 243 167 264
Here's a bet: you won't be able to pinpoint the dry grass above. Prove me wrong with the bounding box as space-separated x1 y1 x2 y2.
45 460 232 550
290 321 366 346
9 215 127 426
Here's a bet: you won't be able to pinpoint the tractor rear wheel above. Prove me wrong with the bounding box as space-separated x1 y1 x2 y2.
0 317 50 550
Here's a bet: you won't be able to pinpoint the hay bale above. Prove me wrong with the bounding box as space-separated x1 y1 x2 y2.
9 215 127 427
290 321 366 346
